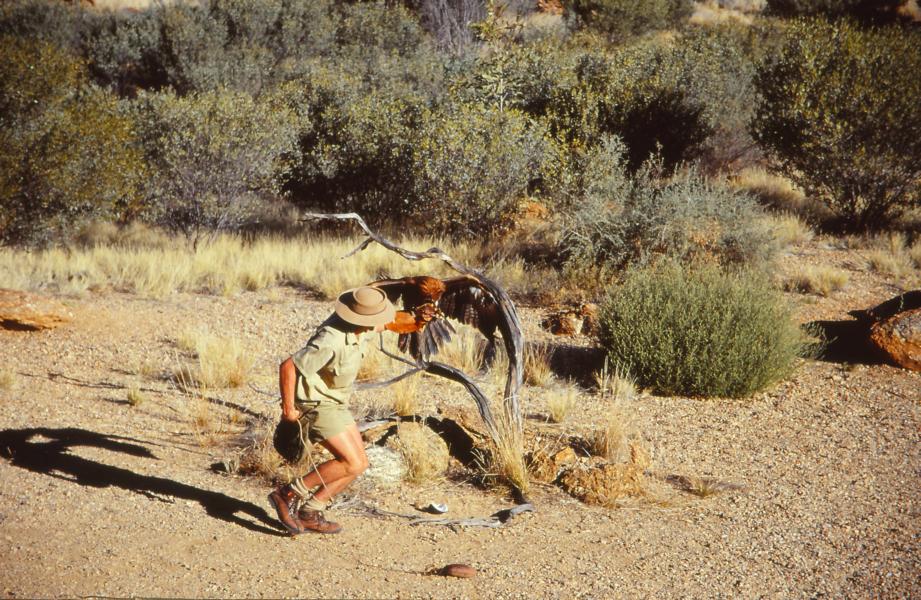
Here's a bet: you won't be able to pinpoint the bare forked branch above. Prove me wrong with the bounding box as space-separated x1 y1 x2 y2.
300 211 525 437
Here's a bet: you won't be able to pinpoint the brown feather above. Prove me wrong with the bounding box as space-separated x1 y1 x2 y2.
370 274 498 361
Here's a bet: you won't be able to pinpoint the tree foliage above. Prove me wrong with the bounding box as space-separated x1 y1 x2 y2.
752 19 921 229
0 36 145 246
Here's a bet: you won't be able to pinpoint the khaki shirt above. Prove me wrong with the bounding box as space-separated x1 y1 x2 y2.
292 317 364 404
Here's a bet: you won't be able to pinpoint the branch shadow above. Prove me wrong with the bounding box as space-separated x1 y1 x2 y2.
0 427 283 536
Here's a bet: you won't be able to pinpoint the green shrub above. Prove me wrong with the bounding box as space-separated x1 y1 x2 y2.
564 0 693 42
83 9 166 94
119 0 337 95
0 36 145 247
547 43 710 171
411 103 551 235
599 263 806 398
765 0 907 22
561 137 774 271
0 0 84 51
285 66 424 225
752 19 921 229
131 88 300 245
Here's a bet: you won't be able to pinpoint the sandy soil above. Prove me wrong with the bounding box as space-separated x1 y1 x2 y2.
1 240 918 599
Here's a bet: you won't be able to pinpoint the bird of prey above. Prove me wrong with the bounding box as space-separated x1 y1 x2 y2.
370 275 500 363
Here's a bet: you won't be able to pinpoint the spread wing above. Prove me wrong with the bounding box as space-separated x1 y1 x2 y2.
439 276 500 340
407 275 500 363
369 275 499 363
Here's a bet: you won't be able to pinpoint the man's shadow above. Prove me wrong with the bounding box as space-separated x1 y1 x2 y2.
0 427 283 536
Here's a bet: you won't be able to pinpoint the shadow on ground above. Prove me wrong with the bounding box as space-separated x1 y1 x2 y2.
805 320 886 365
0 426 283 536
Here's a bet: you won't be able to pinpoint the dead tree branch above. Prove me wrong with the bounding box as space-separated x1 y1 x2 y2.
301 212 525 437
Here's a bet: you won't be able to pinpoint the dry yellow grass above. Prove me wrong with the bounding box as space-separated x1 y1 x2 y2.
524 343 554 387
229 418 312 484
175 328 251 389
387 422 449 484
594 358 637 402
0 233 466 299
390 374 421 417
489 411 530 494
910 240 921 269
783 266 849 297
126 385 146 407
436 324 486 374
864 233 916 280
690 0 757 25
545 381 580 423
589 400 634 462
0 368 16 392
766 213 814 247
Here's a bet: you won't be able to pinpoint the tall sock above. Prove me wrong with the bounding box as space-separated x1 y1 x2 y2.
302 495 327 512
289 477 312 499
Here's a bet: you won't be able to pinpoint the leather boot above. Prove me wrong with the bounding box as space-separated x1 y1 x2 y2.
296 507 342 534
268 484 303 536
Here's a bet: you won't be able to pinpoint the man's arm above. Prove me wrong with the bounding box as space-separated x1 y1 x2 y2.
279 357 301 422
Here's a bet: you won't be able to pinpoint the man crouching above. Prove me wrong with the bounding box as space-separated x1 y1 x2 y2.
268 286 396 535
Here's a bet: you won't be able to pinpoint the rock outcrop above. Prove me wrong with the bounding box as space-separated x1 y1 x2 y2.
0 289 74 331
869 307 921 371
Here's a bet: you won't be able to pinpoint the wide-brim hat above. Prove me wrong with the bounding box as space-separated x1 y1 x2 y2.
334 286 396 327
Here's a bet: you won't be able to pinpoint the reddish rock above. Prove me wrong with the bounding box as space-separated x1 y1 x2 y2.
0 289 74 331
440 564 476 578
869 307 921 371
541 309 582 335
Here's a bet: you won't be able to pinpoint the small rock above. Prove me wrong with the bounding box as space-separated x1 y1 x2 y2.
440 564 476 578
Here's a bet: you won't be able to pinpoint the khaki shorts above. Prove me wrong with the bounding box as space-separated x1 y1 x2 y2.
296 399 354 443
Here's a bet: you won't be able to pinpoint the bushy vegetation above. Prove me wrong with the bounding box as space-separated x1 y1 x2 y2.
561 137 774 273
412 103 550 235
564 0 693 41
0 0 914 248
599 263 808 397
0 36 145 247
752 19 921 229
131 88 300 245
765 0 909 22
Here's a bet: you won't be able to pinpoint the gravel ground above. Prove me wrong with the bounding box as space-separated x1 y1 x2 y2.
0 241 918 598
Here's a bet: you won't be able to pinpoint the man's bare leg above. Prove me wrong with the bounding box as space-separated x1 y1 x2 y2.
312 425 367 502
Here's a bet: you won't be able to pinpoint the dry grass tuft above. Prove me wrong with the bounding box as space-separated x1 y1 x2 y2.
524 343 554 387
390 374 421 417
766 213 814 247
0 369 16 392
685 476 722 498
175 328 251 389
732 167 832 223
387 422 449 484
126 385 146 407
483 412 530 495
437 324 486 374
545 381 580 423
783 265 849 296
594 358 637 402
589 400 634 462
229 418 311 484
864 232 916 279
909 240 921 269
